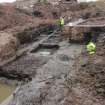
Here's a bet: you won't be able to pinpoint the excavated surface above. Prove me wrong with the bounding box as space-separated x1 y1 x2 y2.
75 34 105 99
0 1 105 105
9 43 84 105
1 55 49 80
9 41 105 105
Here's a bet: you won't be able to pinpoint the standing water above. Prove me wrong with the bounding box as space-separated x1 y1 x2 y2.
0 83 15 103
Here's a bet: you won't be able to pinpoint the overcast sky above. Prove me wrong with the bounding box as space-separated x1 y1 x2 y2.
0 0 16 3
0 0 99 4
77 0 98 2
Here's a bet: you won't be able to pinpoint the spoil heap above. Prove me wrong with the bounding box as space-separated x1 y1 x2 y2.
0 4 33 30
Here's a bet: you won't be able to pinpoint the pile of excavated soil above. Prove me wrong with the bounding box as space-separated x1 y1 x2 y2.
0 3 58 31
61 2 105 21
0 32 18 63
15 0 37 12
14 1 105 23
6 19 57 44
15 0 76 13
33 2 77 20
80 17 105 25
0 4 33 30
33 3 60 19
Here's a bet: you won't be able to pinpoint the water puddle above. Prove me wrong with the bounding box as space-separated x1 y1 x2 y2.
30 45 59 56
0 83 15 103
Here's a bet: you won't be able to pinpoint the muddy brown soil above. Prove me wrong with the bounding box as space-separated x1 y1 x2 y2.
0 1 105 105
1 55 48 80
6 29 105 104
0 4 33 31
8 43 84 105
75 33 105 99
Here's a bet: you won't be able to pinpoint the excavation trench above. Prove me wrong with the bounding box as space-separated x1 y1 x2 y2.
0 24 62 104
0 33 85 105
0 23 94 105
9 25 105 105
0 31 61 81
